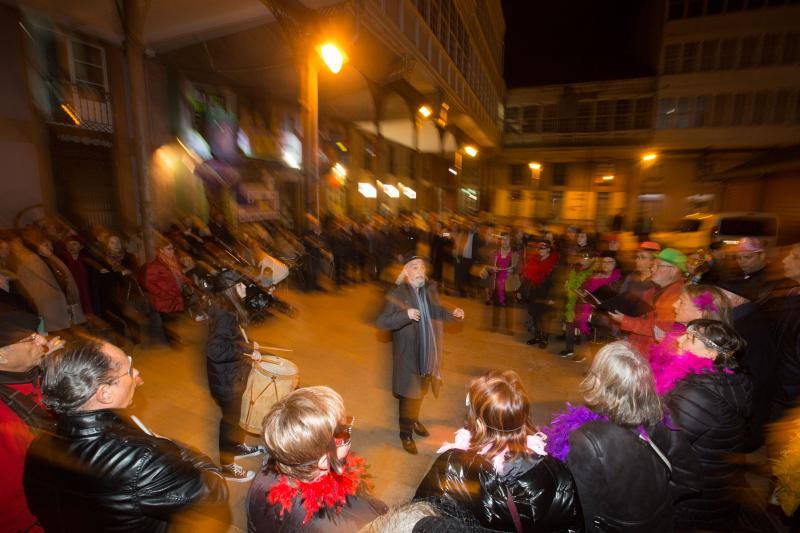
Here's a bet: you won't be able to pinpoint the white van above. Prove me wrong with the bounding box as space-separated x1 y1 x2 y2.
651 212 779 251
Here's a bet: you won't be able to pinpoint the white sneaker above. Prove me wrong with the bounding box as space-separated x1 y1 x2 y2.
221 463 255 483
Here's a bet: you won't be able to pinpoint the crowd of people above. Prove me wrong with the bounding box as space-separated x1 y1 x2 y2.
1 209 800 532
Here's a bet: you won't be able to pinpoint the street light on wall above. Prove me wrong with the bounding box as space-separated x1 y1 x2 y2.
528 162 542 171
642 152 658 162
418 104 432 118
464 145 478 157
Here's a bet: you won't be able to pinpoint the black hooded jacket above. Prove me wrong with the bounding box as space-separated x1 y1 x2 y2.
666 369 752 530
205 304 250 402
414 448 584 532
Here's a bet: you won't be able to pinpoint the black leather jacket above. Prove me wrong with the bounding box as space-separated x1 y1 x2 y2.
24 410 229 532
415 448 584 532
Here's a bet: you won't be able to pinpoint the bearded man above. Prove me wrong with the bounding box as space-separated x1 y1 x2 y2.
377 255 464 455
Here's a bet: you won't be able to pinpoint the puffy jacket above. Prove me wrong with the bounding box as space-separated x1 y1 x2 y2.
143 258 185 313
24 409 229 532
206 305 250 402
414 449 584 532
666 370 752 530
567 420 701 532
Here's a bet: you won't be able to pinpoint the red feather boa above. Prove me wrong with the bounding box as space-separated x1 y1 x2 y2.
267 454 367 525
524 251 559 286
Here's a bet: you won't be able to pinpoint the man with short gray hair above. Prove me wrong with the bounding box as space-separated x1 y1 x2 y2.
24 340 229 532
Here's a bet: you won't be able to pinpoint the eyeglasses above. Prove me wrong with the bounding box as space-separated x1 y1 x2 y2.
333 416 354 447
108 355 134 383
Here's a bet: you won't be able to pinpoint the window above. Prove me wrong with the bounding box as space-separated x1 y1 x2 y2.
70 40 107 90
694 96 711 127
795 92 800 123
752 92 769 124
760 34 779 66
657 98 675 129
595 100 613 131
675 97 692 128
541 104 558 132
727 0 744 9
594 162 616 184
687 0 704 16
522 105 540 133
783 33 799 64
773 89 790 123
700 40 719 70
663 44 681 74
552 163 567 187
614 99 632 130
510 164 526 186
576 101 594 132
712 94 730 126
739 36 759 68
731 93 749 125
634 97 654 129
504 106 520 133
550 191 564 219
682 42 699 72
719 38 739 69
706 0 725 13
668 0 685 19
747 0 766 9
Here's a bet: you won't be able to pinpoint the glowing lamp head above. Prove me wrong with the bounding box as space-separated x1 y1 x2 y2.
464 145 478 157
528 162 542 170
319 43 345 74
418 105 432 118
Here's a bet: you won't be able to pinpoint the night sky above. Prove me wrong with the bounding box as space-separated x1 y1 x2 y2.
501 0 657 87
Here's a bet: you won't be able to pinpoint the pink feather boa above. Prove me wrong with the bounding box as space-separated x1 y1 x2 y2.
575 269 621 334
649 323 725 396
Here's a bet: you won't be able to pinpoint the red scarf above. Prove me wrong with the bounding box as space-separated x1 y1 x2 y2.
524 251 559 286
267 454 367 525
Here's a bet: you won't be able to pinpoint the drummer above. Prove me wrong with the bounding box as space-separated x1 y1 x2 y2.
205 269 265 482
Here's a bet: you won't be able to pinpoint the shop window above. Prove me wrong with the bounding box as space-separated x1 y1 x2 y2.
550 191 564 219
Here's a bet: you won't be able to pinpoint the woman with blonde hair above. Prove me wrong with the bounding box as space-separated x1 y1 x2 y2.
246 386 386 532
415 369 583 532
542 341 700 531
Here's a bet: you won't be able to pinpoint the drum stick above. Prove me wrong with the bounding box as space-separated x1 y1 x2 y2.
243 353 284 365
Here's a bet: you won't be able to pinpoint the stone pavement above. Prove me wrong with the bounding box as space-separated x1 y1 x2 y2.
128 282 588 531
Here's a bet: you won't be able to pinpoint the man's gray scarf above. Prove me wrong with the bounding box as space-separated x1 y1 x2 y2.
414 285 439 378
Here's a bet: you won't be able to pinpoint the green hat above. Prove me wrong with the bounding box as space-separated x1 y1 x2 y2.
656 248 687 273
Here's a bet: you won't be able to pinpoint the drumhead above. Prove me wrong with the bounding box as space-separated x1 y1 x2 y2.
255 356 298 377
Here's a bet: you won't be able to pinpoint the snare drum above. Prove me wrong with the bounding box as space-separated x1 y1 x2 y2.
239 356 299 434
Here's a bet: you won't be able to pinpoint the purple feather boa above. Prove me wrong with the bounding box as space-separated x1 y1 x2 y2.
541 404 607 462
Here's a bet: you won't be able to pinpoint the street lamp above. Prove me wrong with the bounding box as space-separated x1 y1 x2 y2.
642 152 658 162
318 42 346 74
418 104 432 118
528 162 541 170
464 145 478 157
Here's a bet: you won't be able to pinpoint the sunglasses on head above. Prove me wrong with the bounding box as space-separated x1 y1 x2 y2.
333 416 354 447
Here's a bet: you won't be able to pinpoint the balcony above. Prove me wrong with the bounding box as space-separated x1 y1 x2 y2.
46 81 114 134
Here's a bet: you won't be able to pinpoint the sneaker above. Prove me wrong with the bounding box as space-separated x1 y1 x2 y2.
559 349 574 358
233 443 266 459
221 463 255 483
